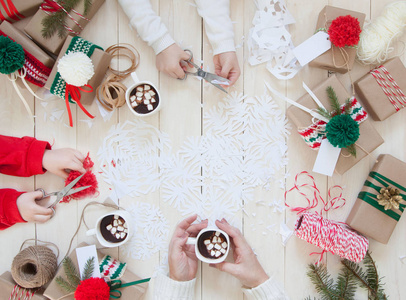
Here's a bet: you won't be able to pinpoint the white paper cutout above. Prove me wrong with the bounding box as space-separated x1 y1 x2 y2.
121 202 170 260
279 223 293 246
248 0 301 80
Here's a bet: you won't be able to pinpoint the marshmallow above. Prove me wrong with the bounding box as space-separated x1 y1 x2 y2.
117 226 124 232
115 233 121 239
145 93 151 100
215 231 221 237
212 236 217 243
123 223 128 228
214 244 221 250
131 102 138 108
221 242 228 249
151 98 156 103
118 219 123 225
144 99 150 105
215 251 221 257
106 224 112 230
111 227 117 234
147 104 153 111
210 250 215 256
144 85 151 91
130 95 136 102
113 220 118 226
149 90 156 96
136 92 143 97
204 239 211 245
137 87 143 92
120 232 126 239
114 215 119 220
124 229 128 233
220 248 226 254
207 244 214 250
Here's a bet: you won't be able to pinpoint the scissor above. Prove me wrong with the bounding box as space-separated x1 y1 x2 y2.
180 49 231 93
36 173 91 215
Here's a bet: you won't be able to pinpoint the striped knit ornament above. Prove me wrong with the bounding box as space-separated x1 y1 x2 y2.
295 212 369 263
99 255 127 281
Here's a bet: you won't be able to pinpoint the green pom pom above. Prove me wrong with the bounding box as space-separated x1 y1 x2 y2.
0 36 25 75
326 114 360 148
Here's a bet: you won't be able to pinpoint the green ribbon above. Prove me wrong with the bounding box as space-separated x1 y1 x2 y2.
358 171 406 221
108 278 151 299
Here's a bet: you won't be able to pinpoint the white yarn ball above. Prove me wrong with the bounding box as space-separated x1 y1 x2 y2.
57 51 95 86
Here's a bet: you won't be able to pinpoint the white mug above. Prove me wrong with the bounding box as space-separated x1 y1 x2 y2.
186 228 230 264
86 210 132 248
125 72 162 117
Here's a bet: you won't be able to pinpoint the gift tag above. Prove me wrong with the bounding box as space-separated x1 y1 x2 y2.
313 139 341 177
293 31 331 66
76 245 101 279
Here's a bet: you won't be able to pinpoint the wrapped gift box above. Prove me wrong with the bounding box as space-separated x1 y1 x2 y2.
0 0 42 23
346 154 406 244
44 243 148 300
309 6 366 73
44 35 111 105
355 57 406 121
286 75 384 175
0 20 54 88
0 272 47 300
24 0 105 55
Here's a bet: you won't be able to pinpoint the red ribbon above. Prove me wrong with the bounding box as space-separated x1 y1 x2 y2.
65 84 95 127
0 0 25 21
40 0 62 13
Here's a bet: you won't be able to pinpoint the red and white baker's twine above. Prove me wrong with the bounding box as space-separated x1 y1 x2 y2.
370 65 406 111
285 171 368 263
9 285 34 300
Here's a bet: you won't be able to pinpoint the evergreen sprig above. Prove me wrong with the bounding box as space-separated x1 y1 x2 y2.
82 256 95 280
306 252 388 300
41 0 93 39
326 86 341 116
56 256 96 293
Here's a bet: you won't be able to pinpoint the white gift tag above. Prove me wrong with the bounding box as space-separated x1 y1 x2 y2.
76 245 101 279
312 139 341 177
293 31 331 66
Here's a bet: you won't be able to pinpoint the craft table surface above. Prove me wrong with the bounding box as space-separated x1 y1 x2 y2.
1 0 405 299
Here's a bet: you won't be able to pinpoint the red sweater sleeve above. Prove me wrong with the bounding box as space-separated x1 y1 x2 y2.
0 135 51 177
0 189 26 230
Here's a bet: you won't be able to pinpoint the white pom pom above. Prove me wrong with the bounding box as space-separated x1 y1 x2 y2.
57 52 94 86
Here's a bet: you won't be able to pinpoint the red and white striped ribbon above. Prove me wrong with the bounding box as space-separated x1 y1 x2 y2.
370 65 406 111
9 285 34 300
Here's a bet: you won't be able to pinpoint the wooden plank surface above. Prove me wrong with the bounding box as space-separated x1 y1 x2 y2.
1 0 405 299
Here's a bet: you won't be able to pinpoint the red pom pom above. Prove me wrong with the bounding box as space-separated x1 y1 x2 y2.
62 153 98 203
75 278 110 300
328 15 361 48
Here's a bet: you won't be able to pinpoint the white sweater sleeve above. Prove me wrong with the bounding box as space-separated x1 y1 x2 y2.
153 273 196 300
242 277 290 300
117 0 175 54
195 0 236 55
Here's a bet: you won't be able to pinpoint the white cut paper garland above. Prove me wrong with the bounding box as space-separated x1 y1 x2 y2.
247 0 301 80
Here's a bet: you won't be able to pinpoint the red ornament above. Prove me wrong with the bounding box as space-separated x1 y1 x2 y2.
74 277 110 300
328 15 361 48
62 153 98 203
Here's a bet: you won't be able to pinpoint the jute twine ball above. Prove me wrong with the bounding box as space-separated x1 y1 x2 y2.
11 245 58 289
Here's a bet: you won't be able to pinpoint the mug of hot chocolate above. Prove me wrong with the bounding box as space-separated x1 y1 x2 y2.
86 210 132 247
125 72 161 116
186 228 230 264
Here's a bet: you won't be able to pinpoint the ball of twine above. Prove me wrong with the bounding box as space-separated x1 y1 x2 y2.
11 245 58 289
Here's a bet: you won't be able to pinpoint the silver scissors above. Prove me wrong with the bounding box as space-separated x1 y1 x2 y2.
36 173 91 215
181 49 231 93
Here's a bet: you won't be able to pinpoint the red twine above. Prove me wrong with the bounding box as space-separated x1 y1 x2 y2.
9 285 34 300
62 153 98 203
65 83 94 127
74 278 110 300
328 15 361 48
0 0 25 22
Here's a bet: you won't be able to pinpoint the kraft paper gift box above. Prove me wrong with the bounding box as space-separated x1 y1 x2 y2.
346 154 406 244
44 35 111 106
24 0 105 55
309 6 366 74
0 0 42 24
44 243 148 300
354 57 406 121
286 75 384 175
0 20 54 88
0 272 47 300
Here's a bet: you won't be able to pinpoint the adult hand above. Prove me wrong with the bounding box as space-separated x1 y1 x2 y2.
42 148 86 179
169 214 208 281
211 218 269 288
156 44 191 79
213 52 240 86
16 191 54 223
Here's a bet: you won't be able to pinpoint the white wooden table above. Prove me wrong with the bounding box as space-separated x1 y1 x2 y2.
1 0 405 299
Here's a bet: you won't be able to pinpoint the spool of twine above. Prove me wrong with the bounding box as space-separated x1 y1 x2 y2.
11 245 58 289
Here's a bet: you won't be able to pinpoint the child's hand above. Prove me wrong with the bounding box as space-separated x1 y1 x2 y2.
156 44 191 79
213 52 240 86
16 191 54 223
42 149 86 179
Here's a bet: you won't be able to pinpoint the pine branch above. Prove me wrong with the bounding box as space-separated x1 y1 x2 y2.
345 144 357 157
56 276 76 293
326 86 341 116
341 259 379 297
307 264 338 300
62 257 81 287
316 107 332 120
344 98 352 115
334 266 357 299
363 253 388 300
84 0 92 15
82 257 95 280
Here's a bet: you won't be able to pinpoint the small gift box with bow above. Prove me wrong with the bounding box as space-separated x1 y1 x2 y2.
0 0 42 23
44 35 112 127
286 75 384 175
309 6 366 73
346 154 406 244
0 271 47 300
354 57 406 121
24 0 105 55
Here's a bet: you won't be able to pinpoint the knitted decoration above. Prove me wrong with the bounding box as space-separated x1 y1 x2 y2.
99 255 127 280
0 35 24 74
326 114 360 148
57 51 94 86
328 15 361 48
62 153 98 203
75 277 110 300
